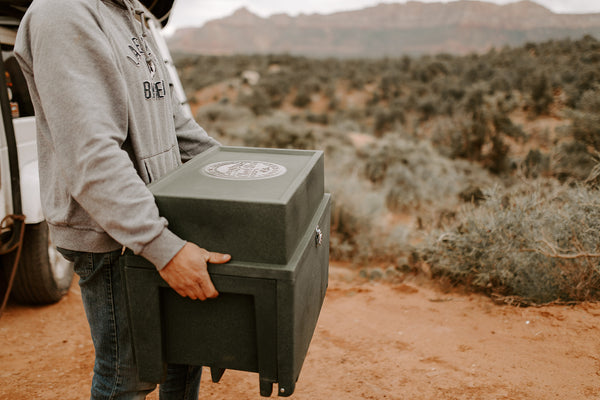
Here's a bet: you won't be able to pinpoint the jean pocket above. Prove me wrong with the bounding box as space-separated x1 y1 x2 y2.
57 248 95 280
56 247 78 263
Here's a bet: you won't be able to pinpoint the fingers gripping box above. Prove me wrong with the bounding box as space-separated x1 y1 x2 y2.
121 146 330 397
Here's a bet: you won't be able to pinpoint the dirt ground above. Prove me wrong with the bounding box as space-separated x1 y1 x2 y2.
1 263 600 400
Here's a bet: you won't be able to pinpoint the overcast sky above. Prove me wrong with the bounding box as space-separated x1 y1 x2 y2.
165 0 600 34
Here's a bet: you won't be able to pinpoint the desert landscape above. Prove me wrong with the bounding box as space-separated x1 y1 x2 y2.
3 3 600 399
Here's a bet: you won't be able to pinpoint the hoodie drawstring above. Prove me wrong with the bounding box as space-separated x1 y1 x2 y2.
124 0 154 72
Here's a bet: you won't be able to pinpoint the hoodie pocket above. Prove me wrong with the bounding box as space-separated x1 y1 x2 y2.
142 145 181 183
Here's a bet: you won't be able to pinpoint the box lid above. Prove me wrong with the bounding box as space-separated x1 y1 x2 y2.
149 146 324 264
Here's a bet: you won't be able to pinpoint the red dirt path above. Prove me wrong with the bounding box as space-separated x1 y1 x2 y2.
1 264 600 399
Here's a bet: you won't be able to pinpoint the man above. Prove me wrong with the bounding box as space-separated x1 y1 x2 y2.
14 0 230 398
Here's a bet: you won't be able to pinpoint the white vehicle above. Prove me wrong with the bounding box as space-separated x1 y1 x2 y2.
0 0 186 308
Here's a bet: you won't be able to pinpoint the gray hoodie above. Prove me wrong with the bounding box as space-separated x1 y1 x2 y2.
14 0 219 269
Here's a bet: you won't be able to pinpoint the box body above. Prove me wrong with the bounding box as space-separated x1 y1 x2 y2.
122 147 330 397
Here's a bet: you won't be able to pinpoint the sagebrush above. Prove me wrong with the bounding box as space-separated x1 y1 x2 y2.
420 181 600 305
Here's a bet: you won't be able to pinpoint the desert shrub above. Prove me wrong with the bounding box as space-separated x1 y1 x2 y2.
328 177 410 264
567 86 600 151
173 54 238 91
372 98 408 136
196 103 254 124
525 72 554 116
416 94 438 121
547 87 600 182
492 112 524 140
490 74 511 93
194 103 256 144
413 58 449 84
237 87 272 115
373 109 395 137
379 71 404 100
305 112 329 125
242 115 317 149
447 114 486 161
429 117 459 157
462 58 496 85
420 181 600 305
435 80 464 116
551 141 597 182
329 180 379 261
574 66 600 94
522 149 551 179
318 129 355 163
359 136 494 211
331 107 368 128
293 86 312 108
438 87 525 174
585 161 600 189
258 75 293 108
345 61 372 90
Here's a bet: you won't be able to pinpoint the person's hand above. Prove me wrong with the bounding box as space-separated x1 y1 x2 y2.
158 242 231 300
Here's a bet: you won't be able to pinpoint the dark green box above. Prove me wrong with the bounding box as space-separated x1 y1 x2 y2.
121 147 330 397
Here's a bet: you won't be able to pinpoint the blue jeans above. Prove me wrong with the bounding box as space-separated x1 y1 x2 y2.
58 248 202 400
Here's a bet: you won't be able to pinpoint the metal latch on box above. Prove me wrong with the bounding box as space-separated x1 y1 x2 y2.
315 226 323 247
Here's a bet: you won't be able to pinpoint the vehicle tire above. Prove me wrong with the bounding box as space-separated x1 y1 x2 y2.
2 221 74 304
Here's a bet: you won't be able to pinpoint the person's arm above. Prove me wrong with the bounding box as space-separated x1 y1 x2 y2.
170 87 220 162
15 3 177 266
163 72 232 299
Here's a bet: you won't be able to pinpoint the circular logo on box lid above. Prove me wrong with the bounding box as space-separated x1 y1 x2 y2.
203 160 287 180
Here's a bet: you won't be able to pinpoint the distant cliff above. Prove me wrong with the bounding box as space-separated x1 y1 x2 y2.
167 0 600 57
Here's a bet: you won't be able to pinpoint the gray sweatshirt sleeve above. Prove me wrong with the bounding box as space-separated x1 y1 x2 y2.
15 1 184 269
171 91 220 163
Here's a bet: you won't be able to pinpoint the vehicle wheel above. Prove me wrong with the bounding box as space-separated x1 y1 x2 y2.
2 221 74 304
